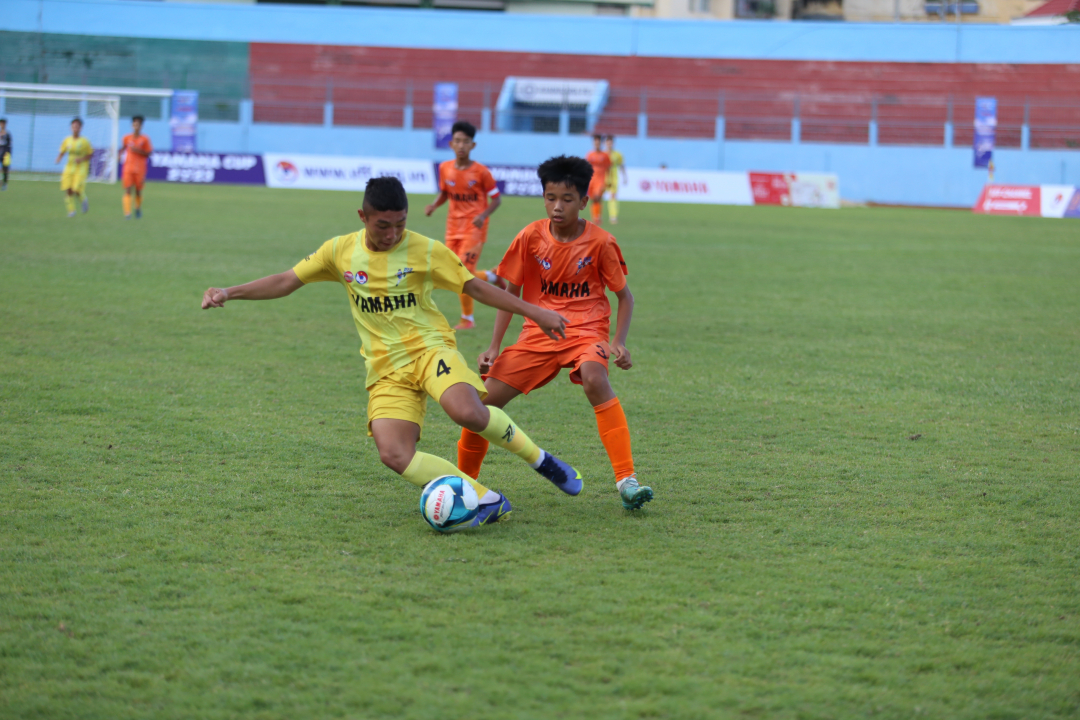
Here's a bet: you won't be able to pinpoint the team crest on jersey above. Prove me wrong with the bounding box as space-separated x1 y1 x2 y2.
395 267 414 286
354 271 369 285
534 255 552 271
343 271 354 283
468 179 477 187
446 180 456 186
575 256 594 274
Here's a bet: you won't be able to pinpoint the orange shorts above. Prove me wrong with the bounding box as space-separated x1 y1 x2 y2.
485 335 612 394
588 178 607 201
122 168 146 190
445 226 487 273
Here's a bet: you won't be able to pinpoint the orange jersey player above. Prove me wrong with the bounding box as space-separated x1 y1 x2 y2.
585 134 611 226
457 155 653 511
424 120 504 331
120 115 153 219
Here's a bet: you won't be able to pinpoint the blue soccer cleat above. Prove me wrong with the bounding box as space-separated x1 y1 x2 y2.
471 493 512 526
135 208 141 219
618 474 653 510
82 198 89 214
535 452 583 496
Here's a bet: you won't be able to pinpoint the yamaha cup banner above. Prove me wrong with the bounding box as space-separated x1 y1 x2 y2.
170 90 199 153
974 97 997 169
148 152 265 185
263 153 437 194
433 83 458 150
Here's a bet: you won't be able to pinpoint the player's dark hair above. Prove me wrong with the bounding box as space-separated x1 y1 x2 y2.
605 135 615 142
0 118 6 124
451 121 476 139
362 176 409 213
592 134 602 141
537 155 592 198
71 117 83 125
132 115 145 123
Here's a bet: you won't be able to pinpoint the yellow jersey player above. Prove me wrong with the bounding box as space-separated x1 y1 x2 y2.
0 118 11 191
55 117 93 217
604 135 627 225
201 177 585 528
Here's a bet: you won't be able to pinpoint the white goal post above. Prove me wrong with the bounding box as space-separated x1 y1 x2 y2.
0 83 173 184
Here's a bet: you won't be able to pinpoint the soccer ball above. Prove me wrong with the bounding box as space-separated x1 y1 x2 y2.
420 475 479 533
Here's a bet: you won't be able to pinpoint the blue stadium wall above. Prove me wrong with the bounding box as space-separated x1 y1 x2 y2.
3 0 1080 205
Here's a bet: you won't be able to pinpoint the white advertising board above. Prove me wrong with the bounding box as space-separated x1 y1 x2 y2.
619 168 754 206
263 153 437 194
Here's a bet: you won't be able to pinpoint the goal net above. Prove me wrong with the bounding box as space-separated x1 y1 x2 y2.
0 83 171 184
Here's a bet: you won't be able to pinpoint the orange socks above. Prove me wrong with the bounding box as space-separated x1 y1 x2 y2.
459 293 474 319
457 428 490 479
594 397 635 482
122 194 131 215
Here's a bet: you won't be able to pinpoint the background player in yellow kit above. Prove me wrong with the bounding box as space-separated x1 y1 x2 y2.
424 120 504 331
55 118 93 217
202 177 584 528
604 135 627 225
0 118 12 191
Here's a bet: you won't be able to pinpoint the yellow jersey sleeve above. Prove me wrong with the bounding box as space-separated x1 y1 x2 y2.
293 237 341 284
59 137 70 155
430 240 476 294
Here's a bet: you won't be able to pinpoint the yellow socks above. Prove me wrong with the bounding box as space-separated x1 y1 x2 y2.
64 194 76 214
123 194 131 216
608 198 619 222
478 407 542 465
136 194 142 210
400 451 491 497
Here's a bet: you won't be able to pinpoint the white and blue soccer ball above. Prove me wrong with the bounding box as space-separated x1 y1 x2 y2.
420 475 479 533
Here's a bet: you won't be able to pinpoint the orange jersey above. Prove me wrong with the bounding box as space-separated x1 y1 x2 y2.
586 151 611 195
496 219 628 344
438 160 499 239
121 134 153 174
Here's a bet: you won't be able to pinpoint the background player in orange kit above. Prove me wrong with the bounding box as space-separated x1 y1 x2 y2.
424 120 503 331
120 116 153 219
457 155 653 510
585 134 611 227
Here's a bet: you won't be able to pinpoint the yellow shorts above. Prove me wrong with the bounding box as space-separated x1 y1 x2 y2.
2 152 10 168
61 167 88 194
366 347 487 437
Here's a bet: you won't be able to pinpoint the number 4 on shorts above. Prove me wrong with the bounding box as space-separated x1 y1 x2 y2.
437 359 451 377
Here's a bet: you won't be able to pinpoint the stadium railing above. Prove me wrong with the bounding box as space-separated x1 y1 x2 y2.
2 67 1078 150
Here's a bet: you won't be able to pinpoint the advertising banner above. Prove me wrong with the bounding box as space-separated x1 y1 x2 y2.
263 153 437 194
619 168 754 205
147 152 264 185
170 90 199 153
974 97 996 169
749 172 841 209
973 183 1080 218
433 83 458 150
488 164 544 197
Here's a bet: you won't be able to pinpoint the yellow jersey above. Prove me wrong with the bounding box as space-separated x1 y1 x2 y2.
59 136 93 172
607 149 624 188
293 229 475 388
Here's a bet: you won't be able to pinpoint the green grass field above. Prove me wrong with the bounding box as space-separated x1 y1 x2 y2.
2 180 1078 719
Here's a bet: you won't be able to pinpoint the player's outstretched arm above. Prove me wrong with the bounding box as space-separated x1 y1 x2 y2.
611 284 635 370
201 270 304 309
463 278 568 341
478 281 522 374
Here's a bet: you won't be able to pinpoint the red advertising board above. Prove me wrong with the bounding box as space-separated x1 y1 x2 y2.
973 185 1042 216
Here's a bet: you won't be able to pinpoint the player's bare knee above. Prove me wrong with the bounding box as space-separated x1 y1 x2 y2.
450 403 489 433
378 446 414 474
